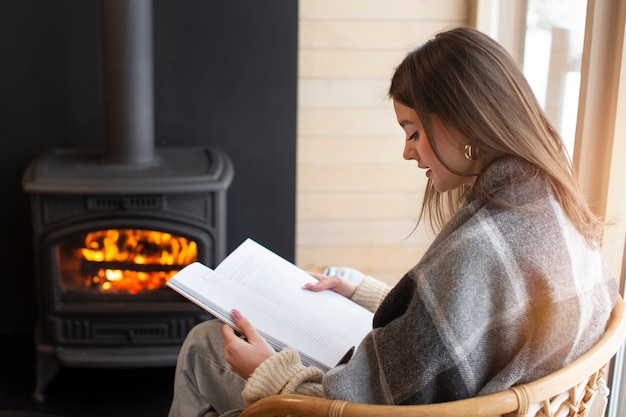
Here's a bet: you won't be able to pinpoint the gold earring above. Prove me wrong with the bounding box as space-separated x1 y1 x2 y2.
464 144 478 160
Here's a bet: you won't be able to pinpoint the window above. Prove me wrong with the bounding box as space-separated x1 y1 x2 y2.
488 0 587 157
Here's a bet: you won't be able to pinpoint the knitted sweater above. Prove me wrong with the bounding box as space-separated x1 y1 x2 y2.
238 157 618 408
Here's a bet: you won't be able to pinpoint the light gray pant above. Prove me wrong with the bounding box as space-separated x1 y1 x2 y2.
168 319 247 417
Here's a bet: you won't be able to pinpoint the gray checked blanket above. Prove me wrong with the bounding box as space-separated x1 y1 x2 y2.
323 157 618 405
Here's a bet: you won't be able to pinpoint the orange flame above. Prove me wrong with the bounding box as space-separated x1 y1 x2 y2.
79 229 198 294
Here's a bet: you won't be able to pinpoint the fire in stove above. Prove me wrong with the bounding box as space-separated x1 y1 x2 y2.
59 229 198 295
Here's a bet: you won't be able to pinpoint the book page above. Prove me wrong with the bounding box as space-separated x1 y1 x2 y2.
167 238 374 371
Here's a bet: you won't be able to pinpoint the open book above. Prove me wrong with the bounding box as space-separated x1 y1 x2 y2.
166 238 374 372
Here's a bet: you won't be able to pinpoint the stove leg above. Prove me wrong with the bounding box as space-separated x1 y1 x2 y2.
32 346 60 402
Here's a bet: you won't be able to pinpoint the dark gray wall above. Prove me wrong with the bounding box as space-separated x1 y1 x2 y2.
0 0 297 334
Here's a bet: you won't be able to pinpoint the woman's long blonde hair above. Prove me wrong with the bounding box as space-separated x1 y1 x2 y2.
388 26 603 246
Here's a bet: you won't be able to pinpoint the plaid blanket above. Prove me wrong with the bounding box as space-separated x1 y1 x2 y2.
324 157 618 405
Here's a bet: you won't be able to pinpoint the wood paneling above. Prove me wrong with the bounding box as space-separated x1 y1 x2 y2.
296 0 468 283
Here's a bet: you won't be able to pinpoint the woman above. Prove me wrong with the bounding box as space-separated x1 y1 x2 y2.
168 26 618 417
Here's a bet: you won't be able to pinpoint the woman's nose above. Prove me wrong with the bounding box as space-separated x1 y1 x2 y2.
403 143 416 161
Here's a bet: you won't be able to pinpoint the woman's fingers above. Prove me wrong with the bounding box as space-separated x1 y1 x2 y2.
304 272 357 298
221 309 275 379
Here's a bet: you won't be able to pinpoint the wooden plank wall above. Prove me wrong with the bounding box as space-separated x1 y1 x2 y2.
296 0 469 285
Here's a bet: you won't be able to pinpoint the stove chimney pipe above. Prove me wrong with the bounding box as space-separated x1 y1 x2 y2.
101 0 155 165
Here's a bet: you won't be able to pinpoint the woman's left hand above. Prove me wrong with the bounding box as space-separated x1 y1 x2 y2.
221 309 276 379
305 272 357 298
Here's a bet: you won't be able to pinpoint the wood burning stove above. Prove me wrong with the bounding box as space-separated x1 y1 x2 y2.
23 146 233 401
21 0 234 401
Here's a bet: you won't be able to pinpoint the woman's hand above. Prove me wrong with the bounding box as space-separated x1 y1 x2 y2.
221 309 276 379
304 272 357 299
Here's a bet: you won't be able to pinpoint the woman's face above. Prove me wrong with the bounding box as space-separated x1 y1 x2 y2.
393 100 480 192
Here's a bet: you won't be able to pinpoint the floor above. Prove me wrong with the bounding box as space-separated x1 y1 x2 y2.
0 333 175 417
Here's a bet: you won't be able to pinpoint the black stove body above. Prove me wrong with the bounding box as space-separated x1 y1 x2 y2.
21 0 234 400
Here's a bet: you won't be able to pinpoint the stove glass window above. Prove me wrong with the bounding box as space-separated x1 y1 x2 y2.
56 228 198 300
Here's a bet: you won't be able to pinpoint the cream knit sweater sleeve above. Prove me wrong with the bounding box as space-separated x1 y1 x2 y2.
351 275 390 312
242 274 390 405
242 346 325 404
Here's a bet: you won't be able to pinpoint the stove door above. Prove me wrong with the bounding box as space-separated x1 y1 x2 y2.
42 218 213 307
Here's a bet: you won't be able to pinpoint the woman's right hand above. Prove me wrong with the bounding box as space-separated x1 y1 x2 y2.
304 272 357 299
221 309 275 379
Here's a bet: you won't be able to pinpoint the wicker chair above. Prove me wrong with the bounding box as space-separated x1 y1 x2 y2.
240 294 626 417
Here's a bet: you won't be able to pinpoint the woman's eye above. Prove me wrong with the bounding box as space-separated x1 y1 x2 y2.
408 131 419 141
